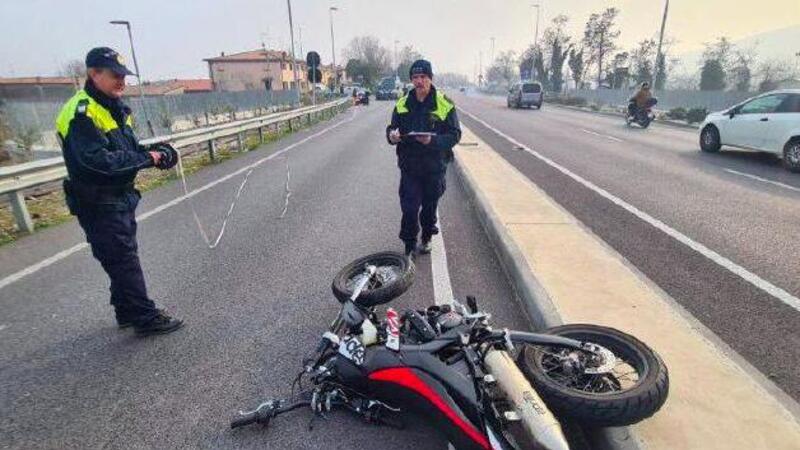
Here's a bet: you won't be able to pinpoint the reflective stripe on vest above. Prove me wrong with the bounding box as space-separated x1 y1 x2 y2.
55 90 131 138
395 91 454 121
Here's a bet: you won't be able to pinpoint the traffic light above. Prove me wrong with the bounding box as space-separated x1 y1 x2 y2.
306 51 322 84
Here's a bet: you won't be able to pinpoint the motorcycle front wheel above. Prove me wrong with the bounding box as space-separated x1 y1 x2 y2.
331 252 415 307
517 324 669 427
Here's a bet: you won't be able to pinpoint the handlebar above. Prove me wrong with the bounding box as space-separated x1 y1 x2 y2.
230 399 310 429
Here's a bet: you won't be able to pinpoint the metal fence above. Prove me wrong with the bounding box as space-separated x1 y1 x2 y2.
1 89 302 146
559 89 755 112
479 86 757 112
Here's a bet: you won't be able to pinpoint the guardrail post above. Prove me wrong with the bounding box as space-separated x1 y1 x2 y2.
208 139 217 161
237 132 245 152
258 126 264 143
287 118 293 132
9 191 34 233
307 113 311 126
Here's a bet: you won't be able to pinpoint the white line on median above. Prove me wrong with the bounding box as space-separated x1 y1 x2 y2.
461 107 800 313
0 111 357 291
724 168 800 193
430 214 454 307
581 128 624 143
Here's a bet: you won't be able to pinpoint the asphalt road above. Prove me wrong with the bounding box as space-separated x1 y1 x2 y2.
454 92 800 403
0 103 533 449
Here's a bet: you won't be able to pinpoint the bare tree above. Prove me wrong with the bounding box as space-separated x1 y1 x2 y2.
59 59 86 78
756 58 798 92
343 36 391 86
583 7 621 88
630 39 657 85
396 45 423 82
487 51 518 87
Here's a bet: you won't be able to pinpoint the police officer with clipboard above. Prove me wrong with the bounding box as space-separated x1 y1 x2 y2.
386 60 461 256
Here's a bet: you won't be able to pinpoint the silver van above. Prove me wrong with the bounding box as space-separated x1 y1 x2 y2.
507 81 543 109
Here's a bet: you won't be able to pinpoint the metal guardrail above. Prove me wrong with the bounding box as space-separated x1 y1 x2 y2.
0 98 349 234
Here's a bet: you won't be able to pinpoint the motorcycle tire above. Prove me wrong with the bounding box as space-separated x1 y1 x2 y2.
517 324 668 427
332 252 415 307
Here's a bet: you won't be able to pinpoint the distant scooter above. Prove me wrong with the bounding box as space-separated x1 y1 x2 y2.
626 98 658 128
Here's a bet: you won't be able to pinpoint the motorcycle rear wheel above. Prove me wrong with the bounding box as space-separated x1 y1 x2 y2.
517 324 669 427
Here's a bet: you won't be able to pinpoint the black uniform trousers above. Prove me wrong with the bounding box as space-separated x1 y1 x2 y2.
76 208 158 325
398 169 447 244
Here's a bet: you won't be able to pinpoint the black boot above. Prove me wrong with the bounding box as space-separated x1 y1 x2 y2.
404 240 417 258
418 237 432 255
134 311 184 336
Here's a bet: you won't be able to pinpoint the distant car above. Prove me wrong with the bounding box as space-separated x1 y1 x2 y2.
342 83 363 97
376 77 402 100
507 81 543 109
353 88 369 106
459 86 466 93
699 89 800 172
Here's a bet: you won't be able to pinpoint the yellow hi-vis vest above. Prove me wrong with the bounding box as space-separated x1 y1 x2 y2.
395 90 454 121
55 89 133 139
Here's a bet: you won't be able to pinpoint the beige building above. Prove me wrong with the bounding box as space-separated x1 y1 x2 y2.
204 49 309 92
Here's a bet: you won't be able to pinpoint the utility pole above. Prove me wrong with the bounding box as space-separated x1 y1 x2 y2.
479 51 483 87
394 40 399 78
490 37 495 63
298 26 303 56
110 20 154 137
531 4 541 48
286 0 300 101
329 6 339 92
653 0 669 89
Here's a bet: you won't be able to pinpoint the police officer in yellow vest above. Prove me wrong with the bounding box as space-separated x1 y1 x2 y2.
387 60 461 256
55 47 183 336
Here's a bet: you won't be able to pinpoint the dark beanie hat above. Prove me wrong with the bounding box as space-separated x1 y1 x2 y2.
409 59 433 79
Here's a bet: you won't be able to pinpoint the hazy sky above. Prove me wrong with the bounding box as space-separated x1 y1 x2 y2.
1 0 798 81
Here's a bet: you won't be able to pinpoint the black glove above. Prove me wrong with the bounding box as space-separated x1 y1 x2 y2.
152 143 179 170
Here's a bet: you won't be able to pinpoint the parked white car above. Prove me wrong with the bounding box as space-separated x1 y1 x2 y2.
699 89 800 172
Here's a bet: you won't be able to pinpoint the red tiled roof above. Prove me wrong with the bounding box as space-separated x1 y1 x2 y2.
174 79 213 92
0 76 82 86
204 49 306 65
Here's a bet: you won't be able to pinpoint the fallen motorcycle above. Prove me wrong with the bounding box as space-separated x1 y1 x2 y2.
231 252 669 449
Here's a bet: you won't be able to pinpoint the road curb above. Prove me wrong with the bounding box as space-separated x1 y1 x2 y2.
453 154 645 450
548 103 699 130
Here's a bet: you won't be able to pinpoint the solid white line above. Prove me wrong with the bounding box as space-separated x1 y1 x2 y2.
0 112 356 291
430 214 455 307
724 168 800 193
581 128 624 143
461 107 800 313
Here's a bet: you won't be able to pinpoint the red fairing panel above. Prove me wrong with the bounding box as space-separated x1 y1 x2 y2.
368 367 490 450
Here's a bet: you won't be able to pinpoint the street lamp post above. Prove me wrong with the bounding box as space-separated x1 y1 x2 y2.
394 40 399 78
110 20 154 137
531 4 541 48
653 0 670 89
329 6 339 93
286 0 300 103
490 37 495 64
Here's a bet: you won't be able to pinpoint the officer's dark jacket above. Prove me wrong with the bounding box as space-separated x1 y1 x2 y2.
55 81 153 212
386 86 461 174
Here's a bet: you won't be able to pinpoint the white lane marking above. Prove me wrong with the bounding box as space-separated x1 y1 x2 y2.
0 111 356 291
581 128 624 143
461 108 800 313
430 214 454 307
724 168 800 193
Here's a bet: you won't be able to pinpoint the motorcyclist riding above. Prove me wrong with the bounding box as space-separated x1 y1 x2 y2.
628 81 653 118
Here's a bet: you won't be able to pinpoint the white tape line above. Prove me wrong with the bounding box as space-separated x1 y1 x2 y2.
0 110 356 290
581 128 624 143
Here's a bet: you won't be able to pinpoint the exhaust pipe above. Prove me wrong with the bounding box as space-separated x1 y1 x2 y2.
483 349 570 450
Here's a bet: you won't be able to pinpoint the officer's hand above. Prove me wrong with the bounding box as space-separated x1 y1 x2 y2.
389 128 401 144
153 144 180 170
415 135 432 145
149 151 162 166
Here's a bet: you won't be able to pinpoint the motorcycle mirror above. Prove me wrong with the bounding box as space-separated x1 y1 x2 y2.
728 109 736 119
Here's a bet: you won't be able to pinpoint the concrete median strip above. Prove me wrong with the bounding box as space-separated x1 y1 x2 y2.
454 125 800 449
